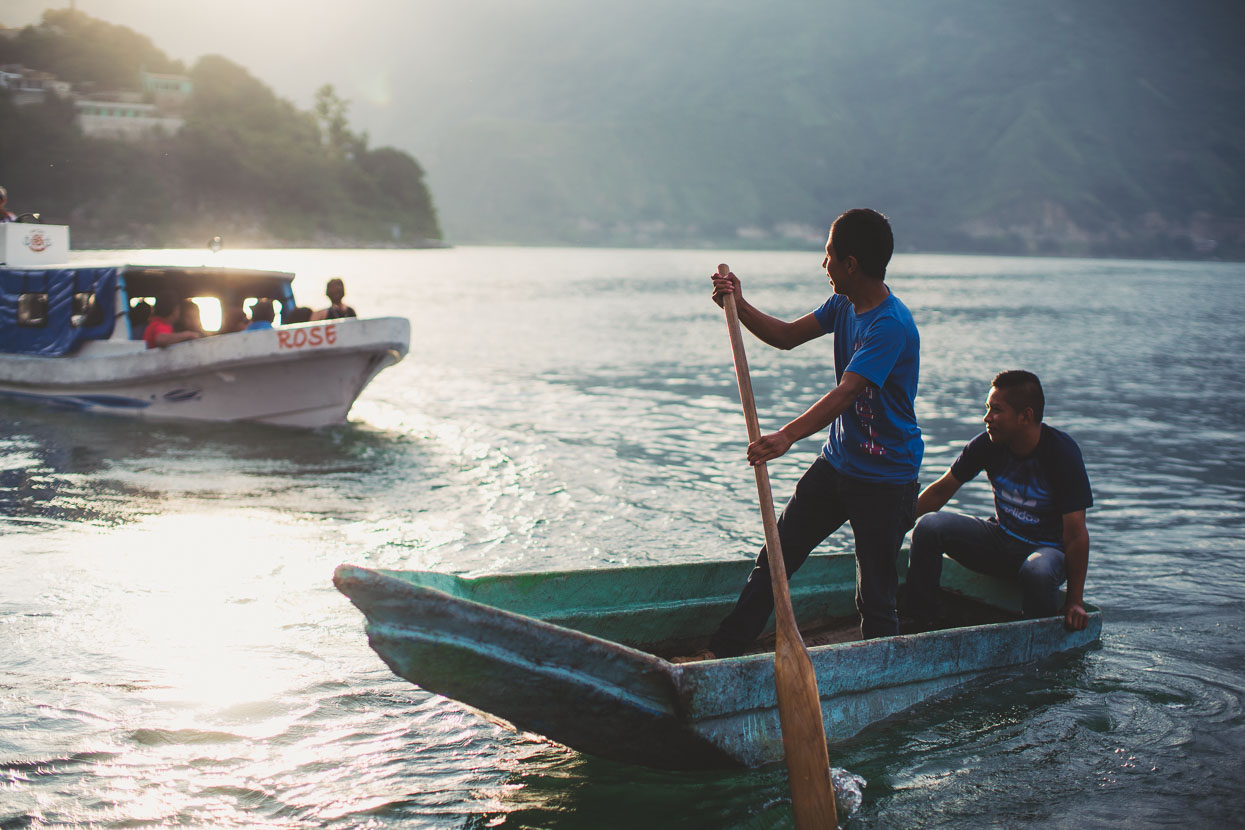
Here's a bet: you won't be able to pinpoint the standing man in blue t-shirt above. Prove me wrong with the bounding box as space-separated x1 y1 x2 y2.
698 208 923 657
903 370 1092 631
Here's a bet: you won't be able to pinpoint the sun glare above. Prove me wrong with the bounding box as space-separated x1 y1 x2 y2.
96 511 326 711
191 297 222 332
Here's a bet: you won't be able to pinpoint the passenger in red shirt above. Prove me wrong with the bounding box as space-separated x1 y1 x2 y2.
145 294 203 349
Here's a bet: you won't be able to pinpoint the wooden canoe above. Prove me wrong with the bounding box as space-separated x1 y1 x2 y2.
333 553 1101 770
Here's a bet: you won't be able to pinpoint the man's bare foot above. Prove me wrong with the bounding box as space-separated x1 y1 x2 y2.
669 649 716 664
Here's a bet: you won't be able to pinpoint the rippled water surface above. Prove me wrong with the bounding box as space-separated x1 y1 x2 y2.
2 247 1243 827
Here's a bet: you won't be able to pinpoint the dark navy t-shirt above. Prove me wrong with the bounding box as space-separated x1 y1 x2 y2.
812 291 923 483
950 425 1093 548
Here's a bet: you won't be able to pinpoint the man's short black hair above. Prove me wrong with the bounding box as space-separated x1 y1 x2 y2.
831 208 894 280
992 369 1045 422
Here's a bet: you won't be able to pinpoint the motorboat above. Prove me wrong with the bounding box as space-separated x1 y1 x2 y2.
0 222 409 427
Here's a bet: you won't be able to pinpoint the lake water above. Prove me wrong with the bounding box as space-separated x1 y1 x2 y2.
2 246 1242 828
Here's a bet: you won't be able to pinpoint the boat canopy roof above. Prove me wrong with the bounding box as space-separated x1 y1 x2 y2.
118 265 296 303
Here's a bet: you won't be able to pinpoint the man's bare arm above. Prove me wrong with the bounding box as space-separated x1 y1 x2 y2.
1061 510 1090 631
711 271 825 350
152 330 201 347
916 470 964 516
746 371 870 465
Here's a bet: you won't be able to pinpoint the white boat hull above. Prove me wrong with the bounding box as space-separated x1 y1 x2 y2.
0 317 409 427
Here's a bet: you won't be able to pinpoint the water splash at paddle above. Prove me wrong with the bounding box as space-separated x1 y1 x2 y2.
832 767 867 822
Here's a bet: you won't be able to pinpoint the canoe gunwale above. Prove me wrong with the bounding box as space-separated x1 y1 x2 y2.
335 564 682 708
335 563 744 768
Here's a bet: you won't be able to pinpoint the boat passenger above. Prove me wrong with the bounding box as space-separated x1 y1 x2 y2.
902 370 1092 632
283 305 313 324
129 300 152 340
221 297 250 333
684 208 922 660
0 186 15 223
175 298 207 336
245 298 276 331
310 278 357 321
144 294 202 349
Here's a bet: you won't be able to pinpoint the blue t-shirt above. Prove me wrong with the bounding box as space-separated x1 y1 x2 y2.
950 425 1093 548
812 291 923 483
245 320 274 331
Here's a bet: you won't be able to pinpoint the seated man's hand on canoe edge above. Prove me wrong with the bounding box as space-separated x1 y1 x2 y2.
1063 601 1088 631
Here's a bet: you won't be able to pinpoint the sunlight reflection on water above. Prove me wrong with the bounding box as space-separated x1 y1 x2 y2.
2 247 1243 827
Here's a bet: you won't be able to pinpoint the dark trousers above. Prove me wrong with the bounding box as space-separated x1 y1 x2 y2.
903 512 1067 621
708 456 918 657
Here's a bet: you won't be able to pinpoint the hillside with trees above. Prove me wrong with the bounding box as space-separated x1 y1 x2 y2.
0 10 441 248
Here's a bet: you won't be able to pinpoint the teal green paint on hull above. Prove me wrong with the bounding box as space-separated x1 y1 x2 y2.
334 554 1101 770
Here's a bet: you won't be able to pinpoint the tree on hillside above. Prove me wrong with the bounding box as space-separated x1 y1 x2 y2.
314 84 367 161
0 9 184 88
180 54 333 213
355 147 441 240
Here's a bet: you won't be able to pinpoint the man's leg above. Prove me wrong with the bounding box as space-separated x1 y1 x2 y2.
1017 546 1066 617
708 456 848 657
846 476 918 639
903 513 1019 624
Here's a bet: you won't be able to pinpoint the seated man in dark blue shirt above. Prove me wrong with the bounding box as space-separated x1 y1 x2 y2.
903 370 1092 631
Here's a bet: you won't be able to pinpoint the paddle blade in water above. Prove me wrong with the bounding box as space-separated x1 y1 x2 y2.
775 622 838 827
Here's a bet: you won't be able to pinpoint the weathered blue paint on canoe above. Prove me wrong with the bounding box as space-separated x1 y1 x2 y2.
333 553 1101 770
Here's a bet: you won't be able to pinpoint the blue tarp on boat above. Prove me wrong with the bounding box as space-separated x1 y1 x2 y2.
0 267 118 356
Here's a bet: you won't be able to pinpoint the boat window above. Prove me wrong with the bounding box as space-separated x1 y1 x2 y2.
191 297 222 332
17 293 49 327
71 292 104 328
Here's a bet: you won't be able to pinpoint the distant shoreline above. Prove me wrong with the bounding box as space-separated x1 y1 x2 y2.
62 240 1242 266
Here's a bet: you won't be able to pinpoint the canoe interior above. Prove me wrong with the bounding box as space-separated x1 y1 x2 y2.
369 555 1035 659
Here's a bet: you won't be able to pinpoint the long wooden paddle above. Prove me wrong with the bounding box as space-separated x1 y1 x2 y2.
718 263 837 828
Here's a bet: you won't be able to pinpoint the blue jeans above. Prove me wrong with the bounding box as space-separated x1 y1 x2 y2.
903 511 1067 622
708 456 918 656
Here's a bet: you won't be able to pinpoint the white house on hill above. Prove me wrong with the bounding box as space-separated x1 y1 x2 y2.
0 64 73 105
75 97 184 139
140 69 193 111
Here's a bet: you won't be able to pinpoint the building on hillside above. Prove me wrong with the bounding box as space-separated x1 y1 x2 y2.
139 68 193 111
0 64 73 105
74 96 184 139
2 61 190 141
